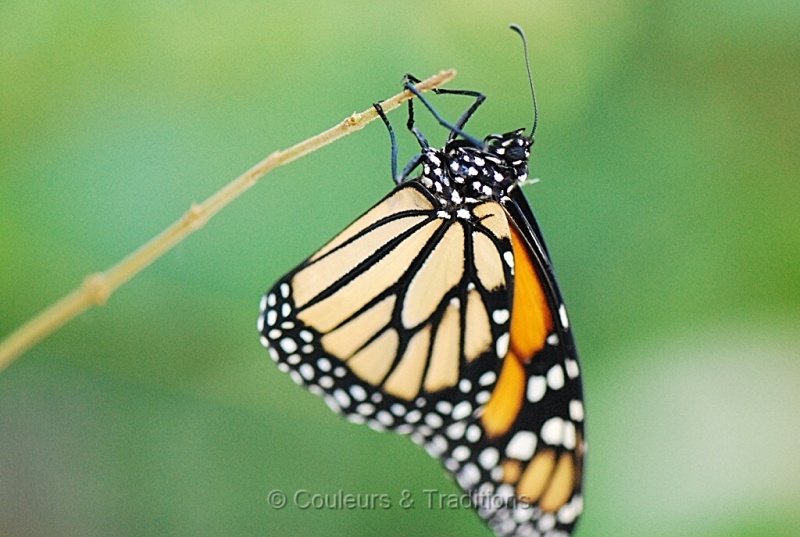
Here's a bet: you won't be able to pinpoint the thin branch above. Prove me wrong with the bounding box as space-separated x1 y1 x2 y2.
0 69 458 373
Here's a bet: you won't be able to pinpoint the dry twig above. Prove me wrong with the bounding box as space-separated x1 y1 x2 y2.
0 69 457 373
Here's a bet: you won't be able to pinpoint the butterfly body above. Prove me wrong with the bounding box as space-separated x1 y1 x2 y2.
259 118 584 535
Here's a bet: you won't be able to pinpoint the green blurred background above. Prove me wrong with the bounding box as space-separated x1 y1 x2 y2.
2 1 799 536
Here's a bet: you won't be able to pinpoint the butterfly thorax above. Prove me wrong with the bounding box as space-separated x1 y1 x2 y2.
418 129 532 211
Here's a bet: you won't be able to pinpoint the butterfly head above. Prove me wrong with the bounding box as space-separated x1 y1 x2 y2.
484 128 533 181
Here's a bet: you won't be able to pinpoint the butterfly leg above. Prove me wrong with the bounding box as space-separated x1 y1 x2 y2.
405 73 487 141
372 102 401 182
402 74 485 147
373 101 425 185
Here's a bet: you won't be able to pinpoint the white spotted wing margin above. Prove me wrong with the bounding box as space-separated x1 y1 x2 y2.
258 180 515 432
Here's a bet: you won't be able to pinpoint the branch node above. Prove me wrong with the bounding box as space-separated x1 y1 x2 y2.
184 202 206 231
344 112 361 128
82 273 111 306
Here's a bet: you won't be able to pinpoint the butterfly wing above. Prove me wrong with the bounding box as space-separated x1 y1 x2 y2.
259 181 514 429
458 188 584 535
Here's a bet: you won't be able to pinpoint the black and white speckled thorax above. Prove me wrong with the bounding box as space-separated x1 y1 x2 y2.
418 129 532 209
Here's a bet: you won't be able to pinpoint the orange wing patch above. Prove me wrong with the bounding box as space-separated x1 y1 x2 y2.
507 220 552 361
480 351 525 438
480 219 553 437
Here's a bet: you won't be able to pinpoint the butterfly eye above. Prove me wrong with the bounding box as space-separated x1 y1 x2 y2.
505 145 527 162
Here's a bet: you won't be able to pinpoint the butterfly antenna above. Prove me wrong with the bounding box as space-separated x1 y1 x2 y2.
509 24 538 137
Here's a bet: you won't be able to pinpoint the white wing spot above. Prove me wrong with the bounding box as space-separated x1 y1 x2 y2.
451 401 473 421
496 483 515 501
541 417 565 445
349 385 367 401
526 376 547 403
280 337 297 353
513 504 535 523
405 409 421 423
505 430 537 460
289 370 303 386
395 424 413 435
452 445 471 461
426 435 448 457
299 363 315 381
446 421 466 440
323 395 340 412
546 364 565 390
436 401 453 415
538 513 556 532
492 309 510 324
333 389 351 409
425 413 444 429
479 371 496 386
376 410 394 427
466 424 482 443
478 447 499 470
367 420 386 432
495 332 510 358
356 402 375 416
557 495 583 524
563 421 577 450
299 330 314 343
565 358 580 379
559 304 569 329
456 463 481 489
569 400 584 422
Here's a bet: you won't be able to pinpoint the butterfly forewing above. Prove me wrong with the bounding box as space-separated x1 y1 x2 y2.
260 182 512 410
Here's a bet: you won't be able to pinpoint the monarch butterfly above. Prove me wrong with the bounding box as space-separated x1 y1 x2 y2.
258 26 584 537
